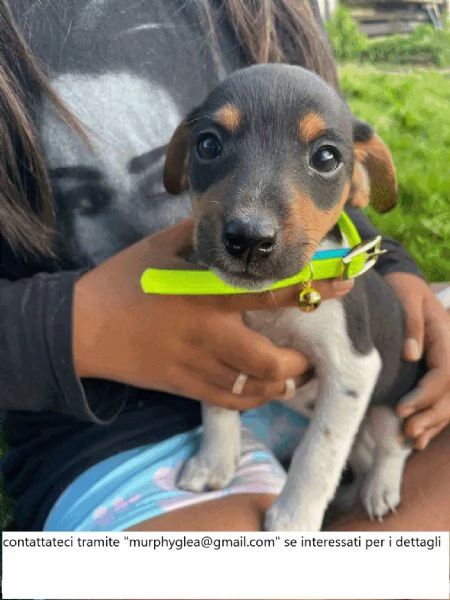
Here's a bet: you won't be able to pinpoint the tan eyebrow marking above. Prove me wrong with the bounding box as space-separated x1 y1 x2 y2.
298 112 327 143
214 104 241 133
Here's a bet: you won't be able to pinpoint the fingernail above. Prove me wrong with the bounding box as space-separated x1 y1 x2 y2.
332 279 354 294
404 337 421 361
418 437 429 451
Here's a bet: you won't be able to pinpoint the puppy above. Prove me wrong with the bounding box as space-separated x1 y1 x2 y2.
163 64 423 531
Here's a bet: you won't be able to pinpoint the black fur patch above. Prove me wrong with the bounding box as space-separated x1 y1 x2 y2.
352 120 373 143
327 223 344 244
342 278 373 356
343 271 425 408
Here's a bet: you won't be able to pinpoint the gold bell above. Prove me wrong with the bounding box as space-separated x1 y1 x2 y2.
298 263 321 312
298 285 321 312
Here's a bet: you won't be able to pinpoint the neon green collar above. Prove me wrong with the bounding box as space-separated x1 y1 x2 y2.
140 212 385 296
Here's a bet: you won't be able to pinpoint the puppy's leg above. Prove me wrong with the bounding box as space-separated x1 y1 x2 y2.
360 405 412 520
177 403 241 492
264 301 382 532
333 419 377 511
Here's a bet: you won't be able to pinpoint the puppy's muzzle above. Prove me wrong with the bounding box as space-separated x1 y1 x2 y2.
222 218 279 262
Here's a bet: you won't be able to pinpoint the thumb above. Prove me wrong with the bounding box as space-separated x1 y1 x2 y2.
384 272 426 362
201 277 354 312
313 278 355 301
146 218 197 268
155 218 196 255
402 297 425 362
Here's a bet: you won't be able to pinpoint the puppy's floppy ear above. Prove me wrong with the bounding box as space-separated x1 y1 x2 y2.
350 120 398 213
163 121 190 195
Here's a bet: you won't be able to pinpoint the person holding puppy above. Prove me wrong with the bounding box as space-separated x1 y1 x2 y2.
1 0 449 533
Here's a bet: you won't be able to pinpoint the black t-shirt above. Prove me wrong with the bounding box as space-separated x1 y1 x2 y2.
1 0 422 530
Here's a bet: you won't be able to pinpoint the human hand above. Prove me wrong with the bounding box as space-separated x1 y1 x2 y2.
386 272 450 449
74 219 354 410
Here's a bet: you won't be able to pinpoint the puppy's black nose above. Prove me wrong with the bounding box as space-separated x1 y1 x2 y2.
223 219 277 259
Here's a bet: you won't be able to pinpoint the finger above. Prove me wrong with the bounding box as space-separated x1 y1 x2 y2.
184 376 282 411
396 369 448 418
190 357 303 400
155 218 196 252
401 295 425 362
314 278 355 299
402 393 450 440
422 296 450 369
415 422 448 451
146 219 196 265
213 320 310 380
200 277 355 312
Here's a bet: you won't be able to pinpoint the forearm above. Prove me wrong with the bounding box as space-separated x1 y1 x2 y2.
0 271 125 423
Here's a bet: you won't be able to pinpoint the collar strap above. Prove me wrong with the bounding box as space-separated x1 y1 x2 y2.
140 212 386 296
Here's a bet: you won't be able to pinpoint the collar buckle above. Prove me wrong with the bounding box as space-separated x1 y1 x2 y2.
342 235 387 280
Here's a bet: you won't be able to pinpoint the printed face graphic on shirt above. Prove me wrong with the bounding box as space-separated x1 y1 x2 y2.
40 72 191 267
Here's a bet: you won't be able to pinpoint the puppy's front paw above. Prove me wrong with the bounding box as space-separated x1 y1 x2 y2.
264 500 322 532
177 453 239 493
361 470 401 521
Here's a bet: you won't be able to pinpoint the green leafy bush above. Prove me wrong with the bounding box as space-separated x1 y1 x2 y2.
363 25 450 67
325 4 369 61
326 6 450 67
340 65 450 281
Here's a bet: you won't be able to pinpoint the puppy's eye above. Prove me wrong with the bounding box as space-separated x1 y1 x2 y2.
310 145 341 173
196 133 222 160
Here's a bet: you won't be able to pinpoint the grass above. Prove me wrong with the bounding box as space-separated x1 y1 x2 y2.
339 64 450 281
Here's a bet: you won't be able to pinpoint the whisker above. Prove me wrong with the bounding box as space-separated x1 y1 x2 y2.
268 289 278 308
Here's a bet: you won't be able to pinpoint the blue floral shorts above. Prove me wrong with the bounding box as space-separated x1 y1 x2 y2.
44 402 309 532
